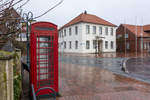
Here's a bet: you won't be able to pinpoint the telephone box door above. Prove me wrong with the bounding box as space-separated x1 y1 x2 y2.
30 22 58 96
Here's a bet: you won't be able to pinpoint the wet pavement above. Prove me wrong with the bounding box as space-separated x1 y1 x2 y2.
23 62 150 100
22 53 150 100
59 54 150 83
58 63 150 100
60 52 149 58
59 54 126 73
126 57 150 82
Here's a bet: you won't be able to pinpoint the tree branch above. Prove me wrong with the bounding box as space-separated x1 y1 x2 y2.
34 0 64 19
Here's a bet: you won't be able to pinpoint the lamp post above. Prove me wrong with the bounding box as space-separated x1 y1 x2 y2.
22 11 34 69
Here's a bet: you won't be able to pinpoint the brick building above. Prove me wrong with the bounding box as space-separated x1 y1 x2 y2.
116 24 150 53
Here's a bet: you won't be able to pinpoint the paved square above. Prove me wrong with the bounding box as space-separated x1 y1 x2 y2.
58 63 150 100
22 61 150 100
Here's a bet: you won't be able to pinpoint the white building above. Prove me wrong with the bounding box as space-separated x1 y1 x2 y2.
58 12 117 53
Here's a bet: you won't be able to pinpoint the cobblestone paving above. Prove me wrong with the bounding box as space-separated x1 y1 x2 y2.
23 63 150 100
22 52 150 100
57 63 150 100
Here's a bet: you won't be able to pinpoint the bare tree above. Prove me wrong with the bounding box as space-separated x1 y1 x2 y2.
0 0 64 41
0 0 29 41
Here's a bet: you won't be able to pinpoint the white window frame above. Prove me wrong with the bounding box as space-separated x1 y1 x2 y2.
105 41 108 49
75 40 78 49
86 40 90 49
105 27 108 35
75 26 78 35
111 41 114 49
111 28 113 36
69 41 72 49
93 26 96 34
93 40 97 49
64 29 66 37
99 27 102 35
64 41 66 49
86 25 90 34
69 28 72 36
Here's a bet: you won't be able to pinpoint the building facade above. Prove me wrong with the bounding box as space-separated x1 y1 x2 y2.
116 24 150 53
58 12 117 53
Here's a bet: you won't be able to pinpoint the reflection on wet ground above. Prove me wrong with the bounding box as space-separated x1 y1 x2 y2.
126 57 150 81
22 60 150 100
60 52 150 58
22 53 150 100
59 55 125 71
59 54 150 83
58 63 150 100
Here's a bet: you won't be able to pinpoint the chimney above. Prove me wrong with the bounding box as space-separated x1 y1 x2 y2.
84 10 87 14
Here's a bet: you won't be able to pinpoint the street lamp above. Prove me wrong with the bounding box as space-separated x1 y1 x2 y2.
21 11 35 69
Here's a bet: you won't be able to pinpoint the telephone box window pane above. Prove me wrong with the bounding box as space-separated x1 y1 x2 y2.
36 36 54 87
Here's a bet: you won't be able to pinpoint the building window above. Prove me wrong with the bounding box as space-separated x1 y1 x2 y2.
105 27 108 35
117 34 122 39
86 40 90 49
93 40 97 49
125 33 128 38
69 28 72 36
61 42 63 47
140 42 143 50
144 42 147 49
99 27 102 35
111 28 113 36
126 42 130 50
64 29 66 37
86 25 90 34
75 26 78 35
75 40 78 49
93 26 96 34
147 42 149 49
69 41 72 49
64 41 66 49
58 32 60 38
111 41 114 49
60 31 62 37
105 41 108 49
61 31 63 37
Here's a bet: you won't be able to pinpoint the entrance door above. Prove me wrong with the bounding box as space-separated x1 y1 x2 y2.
36 34 55 94
98 40 103 53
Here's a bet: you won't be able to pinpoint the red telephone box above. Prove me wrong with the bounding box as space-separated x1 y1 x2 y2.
30 22 58 96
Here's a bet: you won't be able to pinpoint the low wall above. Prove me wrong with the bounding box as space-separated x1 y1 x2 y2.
0 50 22 100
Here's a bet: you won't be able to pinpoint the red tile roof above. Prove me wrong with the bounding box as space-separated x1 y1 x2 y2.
59 13 117 30
143 24 150 32
122 24 150 38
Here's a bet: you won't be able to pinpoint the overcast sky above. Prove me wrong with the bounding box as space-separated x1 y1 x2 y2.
22 0 150 27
